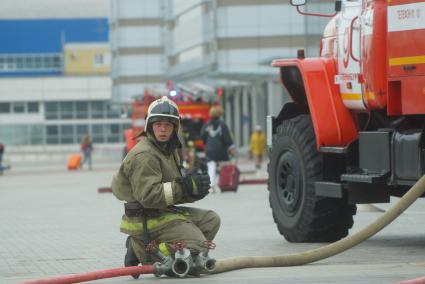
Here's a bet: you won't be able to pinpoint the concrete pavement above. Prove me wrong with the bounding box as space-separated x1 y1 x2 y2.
1 156 425 283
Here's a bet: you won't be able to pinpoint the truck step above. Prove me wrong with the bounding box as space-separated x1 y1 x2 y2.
341 171 389 184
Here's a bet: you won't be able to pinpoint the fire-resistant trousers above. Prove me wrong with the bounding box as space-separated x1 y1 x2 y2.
130 206 220 263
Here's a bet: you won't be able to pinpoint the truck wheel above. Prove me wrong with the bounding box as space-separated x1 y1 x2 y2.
268 115 356 242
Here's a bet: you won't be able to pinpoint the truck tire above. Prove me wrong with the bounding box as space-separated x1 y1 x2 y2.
268 115 356 242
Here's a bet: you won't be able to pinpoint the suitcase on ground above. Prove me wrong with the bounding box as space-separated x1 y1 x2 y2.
218 163 240 192
68 154 82 170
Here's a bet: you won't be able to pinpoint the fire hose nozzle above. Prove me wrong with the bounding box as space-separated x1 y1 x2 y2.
194 253 216 273
153 257 174 277
172 247 193 277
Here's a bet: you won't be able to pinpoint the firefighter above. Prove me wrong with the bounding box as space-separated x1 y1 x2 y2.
111 96 220 277
249 125 266 170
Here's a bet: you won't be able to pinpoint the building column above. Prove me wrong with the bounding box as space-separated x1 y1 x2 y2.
224 87 232 133
234 87 242 147
251 84 258 131
242 85 249 147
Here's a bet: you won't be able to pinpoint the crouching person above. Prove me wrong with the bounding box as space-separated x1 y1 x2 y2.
111 96 220 278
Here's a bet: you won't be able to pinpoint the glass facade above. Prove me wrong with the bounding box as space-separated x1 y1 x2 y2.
44 101 121 120
0 122 131 145
0 101 40 114
0 54 62 72
0 125 44 145
0 100 131 145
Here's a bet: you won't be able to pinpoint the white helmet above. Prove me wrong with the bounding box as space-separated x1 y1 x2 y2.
145 96 180 132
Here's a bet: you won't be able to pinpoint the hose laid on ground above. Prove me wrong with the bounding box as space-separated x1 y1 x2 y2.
213 175 425 273
21 266 155 284
23 175 425 283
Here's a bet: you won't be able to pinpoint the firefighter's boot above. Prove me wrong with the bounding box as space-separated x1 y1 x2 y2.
124 236 141 279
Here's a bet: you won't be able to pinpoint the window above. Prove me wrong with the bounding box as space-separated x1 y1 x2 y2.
34 56 42 68
0 125 14 144
27 102 39 113
29 125 43 145
44 56 53 68
11 125 28 145
45 102 59 119
106 124 120 142
60 102 74 119
0 125 27 144
91 101 105 119
0 54 63 72
0 103 10 113
92 124 105 143
16 57 24 69
94 54 104 66
106 104 120 118
76 101 89 119
26 56 34 69
46 125 59 144
13 102 25 113
76 125 89 141
53 56 61 68
60 125 74 144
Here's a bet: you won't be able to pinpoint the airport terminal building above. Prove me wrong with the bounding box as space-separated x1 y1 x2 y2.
0 0 332 151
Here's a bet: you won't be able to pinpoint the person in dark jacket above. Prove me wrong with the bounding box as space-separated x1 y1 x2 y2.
200 105 236 192
0 143 4 175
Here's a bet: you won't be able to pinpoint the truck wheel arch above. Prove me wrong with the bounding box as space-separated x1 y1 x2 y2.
280 66 308 106
273 58 358 149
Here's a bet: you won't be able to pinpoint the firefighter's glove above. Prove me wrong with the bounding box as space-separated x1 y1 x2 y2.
176 174 211 199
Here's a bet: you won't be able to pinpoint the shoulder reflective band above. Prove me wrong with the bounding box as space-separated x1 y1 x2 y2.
163 182 174 206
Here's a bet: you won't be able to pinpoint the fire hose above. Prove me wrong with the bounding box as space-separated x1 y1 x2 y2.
23 175 425 284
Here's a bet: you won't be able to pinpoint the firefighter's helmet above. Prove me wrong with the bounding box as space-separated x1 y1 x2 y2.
145 96 180 132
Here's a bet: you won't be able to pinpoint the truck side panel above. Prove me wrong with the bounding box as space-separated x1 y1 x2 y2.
361 0 388 110
387 0 425 115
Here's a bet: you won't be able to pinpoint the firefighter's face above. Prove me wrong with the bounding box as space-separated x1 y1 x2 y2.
152 120 174 142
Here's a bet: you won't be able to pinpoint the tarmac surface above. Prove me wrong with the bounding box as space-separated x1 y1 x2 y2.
1 157 425 284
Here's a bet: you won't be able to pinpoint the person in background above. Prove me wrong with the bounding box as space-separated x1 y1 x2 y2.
201 105 236 192
80 134 93 170
250 125 267 170
0 143 4 175
111 96 220 278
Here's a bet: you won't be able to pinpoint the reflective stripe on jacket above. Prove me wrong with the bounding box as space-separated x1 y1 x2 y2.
111 133 197 234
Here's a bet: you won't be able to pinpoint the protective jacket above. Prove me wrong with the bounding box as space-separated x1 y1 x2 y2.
250 131 266 156
200 118 234 162
111 133 197 236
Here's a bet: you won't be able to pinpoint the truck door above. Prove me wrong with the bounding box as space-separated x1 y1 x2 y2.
337 0 366 110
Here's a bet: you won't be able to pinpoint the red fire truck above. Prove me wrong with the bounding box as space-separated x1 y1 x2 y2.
267 0 425 242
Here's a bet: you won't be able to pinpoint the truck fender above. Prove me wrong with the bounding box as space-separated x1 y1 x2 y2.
273 57 358 149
